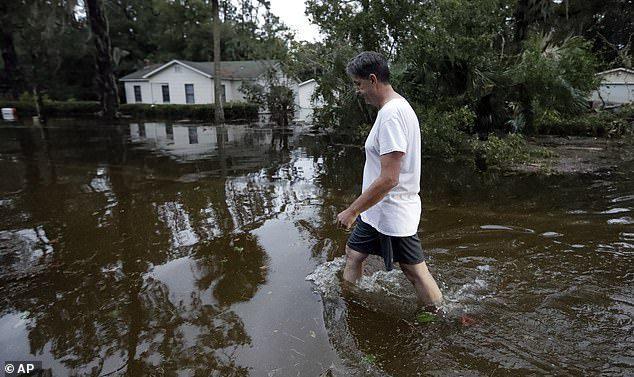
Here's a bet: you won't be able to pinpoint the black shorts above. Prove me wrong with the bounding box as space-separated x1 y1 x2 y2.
346 216 426 271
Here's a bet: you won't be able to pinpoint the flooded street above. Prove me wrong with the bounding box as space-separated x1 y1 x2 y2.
0 120 632 376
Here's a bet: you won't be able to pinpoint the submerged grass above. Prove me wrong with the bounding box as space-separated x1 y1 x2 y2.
362 354 377 364
416 311 439 324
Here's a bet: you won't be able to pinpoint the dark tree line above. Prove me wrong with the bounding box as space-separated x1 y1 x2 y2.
296 0 632 136
1 0 631 129
0 0 293 119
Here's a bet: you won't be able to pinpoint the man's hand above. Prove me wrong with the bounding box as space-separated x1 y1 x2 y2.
336 152 403 231
336 208 358 230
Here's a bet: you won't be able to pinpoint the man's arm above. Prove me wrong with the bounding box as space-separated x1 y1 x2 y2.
336 151 404 229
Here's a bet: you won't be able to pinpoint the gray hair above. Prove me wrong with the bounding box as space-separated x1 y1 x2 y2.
346 51 390 83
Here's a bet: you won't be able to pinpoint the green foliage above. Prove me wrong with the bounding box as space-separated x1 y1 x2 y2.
19 91 52 104
473 134 531 169
242 82 294 126
240 82 266 105
1 0 293 101
416 311 439 324
398 0 514 106
44 101 103 117
536 105 634 137
240 68 295 126
508 34 599 121
419 106 475 156
544 0 633 70
1 1 95 101
471 132 556 170
265 85 295 126
107 0 293 74
361 354 376 364
287 40 373 131
298 0 610 144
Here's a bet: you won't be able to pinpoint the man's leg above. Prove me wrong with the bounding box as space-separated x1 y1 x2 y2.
343 245 369 283
400 261 443 307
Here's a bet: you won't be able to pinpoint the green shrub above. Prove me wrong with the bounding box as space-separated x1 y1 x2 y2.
418 106 475 156
536 105 634 137
46 101 102 116
18 91 52 104
119 102 258 121
473 133 530 168
0 100 101 117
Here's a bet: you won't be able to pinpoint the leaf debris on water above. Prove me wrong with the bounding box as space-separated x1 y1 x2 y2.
362 354 376 364
416 311 438 324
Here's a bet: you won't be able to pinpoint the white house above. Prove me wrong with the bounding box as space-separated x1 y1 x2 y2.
589 68 634 107
294 79 324 123
119 59 281 105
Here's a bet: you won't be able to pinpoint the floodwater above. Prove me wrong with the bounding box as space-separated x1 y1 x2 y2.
0 120 632 376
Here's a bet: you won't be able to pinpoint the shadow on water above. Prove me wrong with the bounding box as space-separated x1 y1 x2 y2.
0 119 632 376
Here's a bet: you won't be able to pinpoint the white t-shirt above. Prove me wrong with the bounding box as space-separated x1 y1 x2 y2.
360 97 421 237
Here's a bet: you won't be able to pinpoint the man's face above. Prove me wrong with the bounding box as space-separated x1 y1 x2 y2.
351 74 377 105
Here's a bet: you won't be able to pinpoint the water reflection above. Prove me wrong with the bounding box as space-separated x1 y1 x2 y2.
0 121 337 375
0 167 267 375
129 122 278 164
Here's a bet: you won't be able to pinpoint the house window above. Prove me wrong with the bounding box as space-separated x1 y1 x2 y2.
185 84 195 104
162 85 170 103
174 65 181 73
221 84 226 103
134 85 142 102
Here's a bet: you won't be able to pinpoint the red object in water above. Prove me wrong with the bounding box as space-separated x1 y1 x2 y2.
460 314 477 326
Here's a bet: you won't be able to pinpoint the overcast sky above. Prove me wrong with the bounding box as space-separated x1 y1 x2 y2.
268 0 322 42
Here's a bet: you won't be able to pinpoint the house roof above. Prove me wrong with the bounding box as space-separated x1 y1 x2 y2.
298 79 317 86
120 59 279 81
119 63 163 81
596 67 634 76
595 67 634 85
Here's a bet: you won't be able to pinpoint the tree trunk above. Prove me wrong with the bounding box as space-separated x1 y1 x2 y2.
212 0 225 123
1 29 23 99
85 0 119 119
30 51 45 123
33 85 45 123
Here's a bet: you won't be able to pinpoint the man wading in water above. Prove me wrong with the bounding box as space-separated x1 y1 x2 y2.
336 51 443 312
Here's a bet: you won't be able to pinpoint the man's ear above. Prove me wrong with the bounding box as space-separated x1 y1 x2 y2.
369 73 378 85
